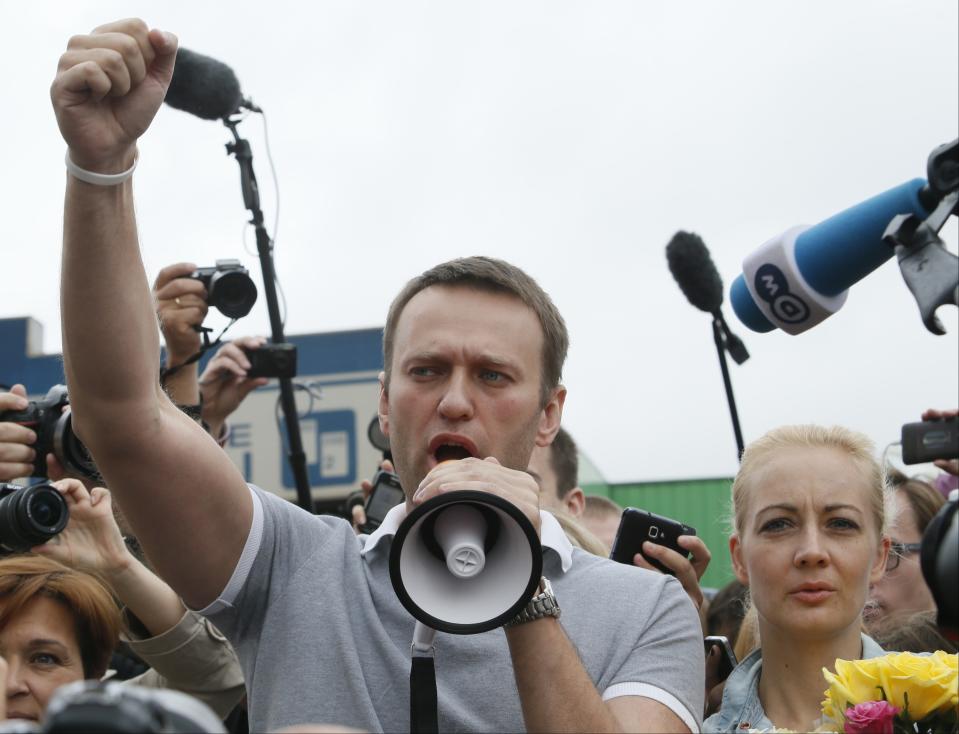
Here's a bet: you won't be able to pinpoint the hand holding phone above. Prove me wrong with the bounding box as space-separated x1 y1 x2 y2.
609 508 696 575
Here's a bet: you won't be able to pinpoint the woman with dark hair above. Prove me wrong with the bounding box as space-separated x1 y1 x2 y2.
0 554 121 723
866 471 945 626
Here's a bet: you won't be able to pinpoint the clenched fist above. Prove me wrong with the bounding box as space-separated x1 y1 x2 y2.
51 19 177 173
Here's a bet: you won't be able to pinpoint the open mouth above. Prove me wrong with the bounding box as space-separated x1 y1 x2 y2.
434 443 474 463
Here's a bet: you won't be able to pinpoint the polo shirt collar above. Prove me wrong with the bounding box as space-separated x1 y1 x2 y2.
361 503 574 572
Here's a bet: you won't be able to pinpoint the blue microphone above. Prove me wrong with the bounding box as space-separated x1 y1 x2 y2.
730 179 932 334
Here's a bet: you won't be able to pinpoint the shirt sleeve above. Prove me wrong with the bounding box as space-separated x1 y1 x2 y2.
602 575 705 733
123 610 246 719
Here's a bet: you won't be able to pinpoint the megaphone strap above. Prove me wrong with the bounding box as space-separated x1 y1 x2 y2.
410 655 439 734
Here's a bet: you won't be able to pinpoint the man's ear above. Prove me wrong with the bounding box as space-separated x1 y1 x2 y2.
535 385 566 447
729 534 749 585
563 487 586 518
869 536 891 586
377 371 390 438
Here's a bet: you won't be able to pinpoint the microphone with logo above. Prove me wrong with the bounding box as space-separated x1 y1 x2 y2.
730 139 959 336
666 231 750 461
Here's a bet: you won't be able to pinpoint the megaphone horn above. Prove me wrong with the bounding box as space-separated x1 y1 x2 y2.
390 490 543 634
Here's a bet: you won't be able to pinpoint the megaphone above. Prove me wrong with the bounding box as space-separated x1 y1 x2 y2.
389 490 542 634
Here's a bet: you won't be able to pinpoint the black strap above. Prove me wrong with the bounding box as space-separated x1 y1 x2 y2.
410 655 438 734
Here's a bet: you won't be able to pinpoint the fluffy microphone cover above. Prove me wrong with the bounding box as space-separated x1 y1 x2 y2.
666 231 725 313
164 48 243 120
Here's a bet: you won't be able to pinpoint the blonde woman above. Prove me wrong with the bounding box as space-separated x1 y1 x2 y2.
704 425 891 733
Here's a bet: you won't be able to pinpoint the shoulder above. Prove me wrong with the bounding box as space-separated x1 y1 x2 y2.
707 647 767 732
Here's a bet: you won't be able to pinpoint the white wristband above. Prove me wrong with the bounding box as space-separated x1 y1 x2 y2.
65 151 138 186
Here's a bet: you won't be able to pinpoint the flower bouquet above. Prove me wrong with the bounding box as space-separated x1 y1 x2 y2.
820 651 958 733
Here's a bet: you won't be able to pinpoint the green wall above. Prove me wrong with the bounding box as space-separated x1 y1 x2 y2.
584 478 735 589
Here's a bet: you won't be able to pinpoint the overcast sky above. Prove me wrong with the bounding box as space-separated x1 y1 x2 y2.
3 1 957 483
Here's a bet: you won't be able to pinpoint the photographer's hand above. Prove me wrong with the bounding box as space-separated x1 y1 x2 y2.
0 385 36 481
199 336 269 442
154 262 209 407
154 262 209 366
632 535 711 610
32 479 132 576
33 479 187 637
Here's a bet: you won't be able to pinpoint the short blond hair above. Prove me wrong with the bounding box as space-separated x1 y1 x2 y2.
731 424 889 537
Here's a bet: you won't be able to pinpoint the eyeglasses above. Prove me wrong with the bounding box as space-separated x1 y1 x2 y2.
885 542 922 572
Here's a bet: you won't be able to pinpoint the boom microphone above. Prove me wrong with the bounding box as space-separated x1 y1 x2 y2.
164 48 256 120
666 231 725 313
730 179 932 334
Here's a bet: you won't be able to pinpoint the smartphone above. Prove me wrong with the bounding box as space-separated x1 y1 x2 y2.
901 418 959 465
704 635 737 682
361 470 405 533
609 508 696 575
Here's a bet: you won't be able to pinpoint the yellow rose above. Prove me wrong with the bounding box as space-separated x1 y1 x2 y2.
875 652 958 719
821 653 959 724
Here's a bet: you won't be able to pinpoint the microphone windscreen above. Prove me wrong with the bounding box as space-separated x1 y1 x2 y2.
164 48 243 120
666 231 725 313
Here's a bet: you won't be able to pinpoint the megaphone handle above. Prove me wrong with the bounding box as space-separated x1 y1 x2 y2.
410 622 438 733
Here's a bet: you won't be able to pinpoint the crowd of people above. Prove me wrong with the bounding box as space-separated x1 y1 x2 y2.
0 16 954 733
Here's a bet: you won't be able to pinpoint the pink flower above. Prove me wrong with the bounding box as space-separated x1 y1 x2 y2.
843 700 900 734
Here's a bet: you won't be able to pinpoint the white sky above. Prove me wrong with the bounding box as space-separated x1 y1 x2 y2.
3 1 957 483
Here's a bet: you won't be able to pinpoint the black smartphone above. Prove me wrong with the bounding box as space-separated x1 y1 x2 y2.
609 508 696 575
361 470 405 533
901 418 959 465
704 635 737 682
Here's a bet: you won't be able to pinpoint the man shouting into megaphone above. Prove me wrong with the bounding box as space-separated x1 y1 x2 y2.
51 18 704 732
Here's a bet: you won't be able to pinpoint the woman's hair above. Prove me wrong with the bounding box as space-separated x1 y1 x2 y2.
869 610 957 654
0 555 121 679
887 469 945 536
731 424 890 537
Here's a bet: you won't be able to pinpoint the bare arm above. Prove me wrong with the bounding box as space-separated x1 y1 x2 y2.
507 618 690 733
53 19 251 608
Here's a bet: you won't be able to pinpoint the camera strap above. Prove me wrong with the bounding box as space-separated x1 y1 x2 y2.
160 321 237 383
410 622 438 734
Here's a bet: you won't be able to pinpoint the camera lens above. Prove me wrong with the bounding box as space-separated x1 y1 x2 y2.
209 270 257 319
0 484 69 553
29 490 65 529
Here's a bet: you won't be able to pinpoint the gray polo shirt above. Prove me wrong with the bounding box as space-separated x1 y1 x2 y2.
201 486 704 732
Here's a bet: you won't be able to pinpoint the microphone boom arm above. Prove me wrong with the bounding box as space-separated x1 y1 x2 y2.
223 117 313 511
883 138 959 336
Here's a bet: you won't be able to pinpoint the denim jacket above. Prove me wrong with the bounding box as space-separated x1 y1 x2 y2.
702 633 886 733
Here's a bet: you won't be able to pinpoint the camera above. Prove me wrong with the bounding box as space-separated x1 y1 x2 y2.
242 342 297 379
901 417 959 465
31 680 226 733
921 495 958 640
0 385 99 481
189 259 258 319
0 482 69 553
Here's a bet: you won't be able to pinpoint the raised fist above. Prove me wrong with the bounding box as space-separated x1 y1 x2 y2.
50 19 177 173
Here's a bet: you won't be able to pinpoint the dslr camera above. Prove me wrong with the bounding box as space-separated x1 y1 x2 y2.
0 482 69 553
189 259 258 319
0 385 98 480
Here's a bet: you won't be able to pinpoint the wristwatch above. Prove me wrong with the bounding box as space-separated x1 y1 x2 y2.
504 577 561 628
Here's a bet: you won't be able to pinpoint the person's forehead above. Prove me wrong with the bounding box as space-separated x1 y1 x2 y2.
0 597 77 644
393 284 543 356
749 446 871 509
